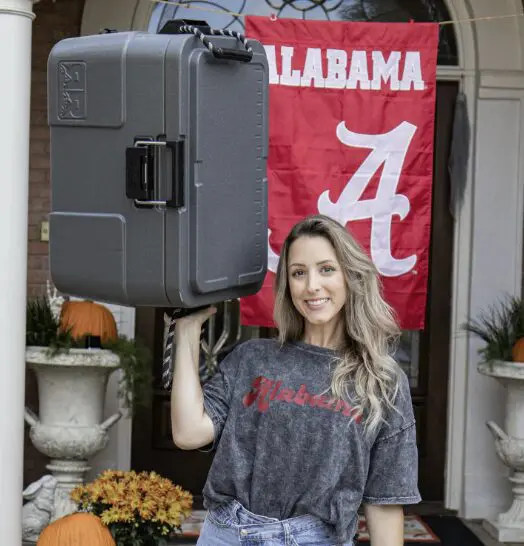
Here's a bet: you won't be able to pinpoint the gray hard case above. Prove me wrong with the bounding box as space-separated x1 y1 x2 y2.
47 28 269 308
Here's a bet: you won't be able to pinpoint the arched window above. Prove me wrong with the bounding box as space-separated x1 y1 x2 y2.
148 0 458 65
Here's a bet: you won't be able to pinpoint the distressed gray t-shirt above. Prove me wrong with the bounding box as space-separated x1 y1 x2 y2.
202 338 421 542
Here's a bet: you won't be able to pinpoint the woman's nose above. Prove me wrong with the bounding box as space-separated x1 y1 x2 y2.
306 272 321 292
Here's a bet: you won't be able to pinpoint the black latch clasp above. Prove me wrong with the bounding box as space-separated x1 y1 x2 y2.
125 139 185 208
126 143 153 201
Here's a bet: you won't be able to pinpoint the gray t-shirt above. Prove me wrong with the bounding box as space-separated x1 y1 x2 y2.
202 338 421 542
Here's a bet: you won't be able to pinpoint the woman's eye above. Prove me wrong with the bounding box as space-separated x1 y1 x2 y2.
291 270 304 277
321 265 335 273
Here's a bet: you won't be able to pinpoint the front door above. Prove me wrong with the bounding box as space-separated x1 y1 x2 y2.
131 81 458 505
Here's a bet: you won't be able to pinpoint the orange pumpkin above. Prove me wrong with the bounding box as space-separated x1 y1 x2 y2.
37 512 115 545
513 338 524 363
59 300 118 344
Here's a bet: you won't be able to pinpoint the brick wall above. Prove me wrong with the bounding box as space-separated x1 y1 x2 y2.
24 0 85 488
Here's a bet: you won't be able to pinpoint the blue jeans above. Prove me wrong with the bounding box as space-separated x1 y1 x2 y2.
196 500 354 545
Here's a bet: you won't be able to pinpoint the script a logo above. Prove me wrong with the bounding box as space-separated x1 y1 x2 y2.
267 121 418 278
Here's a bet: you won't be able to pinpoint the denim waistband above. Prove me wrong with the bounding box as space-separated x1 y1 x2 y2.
209 499 335 535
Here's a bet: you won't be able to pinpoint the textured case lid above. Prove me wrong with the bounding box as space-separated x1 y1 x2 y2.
164 34 269 307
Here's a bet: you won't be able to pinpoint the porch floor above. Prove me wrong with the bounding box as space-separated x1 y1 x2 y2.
462 520 523 546
407 503 523 546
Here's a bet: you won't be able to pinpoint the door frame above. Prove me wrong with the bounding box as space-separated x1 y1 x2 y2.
414 80 458 501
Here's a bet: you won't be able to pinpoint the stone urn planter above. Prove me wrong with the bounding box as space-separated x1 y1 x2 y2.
478 359 524 542
24 346 122 525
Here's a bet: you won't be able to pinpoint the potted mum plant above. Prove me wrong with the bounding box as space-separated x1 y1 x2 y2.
71 470 193 545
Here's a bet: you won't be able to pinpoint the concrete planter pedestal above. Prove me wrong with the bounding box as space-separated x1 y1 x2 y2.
23 346 121 541
479 360 524 542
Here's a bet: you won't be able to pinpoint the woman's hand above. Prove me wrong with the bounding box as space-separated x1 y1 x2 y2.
363 504 404 546
175 306 217 339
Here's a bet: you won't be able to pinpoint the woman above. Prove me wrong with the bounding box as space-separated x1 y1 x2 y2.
171 214 421 545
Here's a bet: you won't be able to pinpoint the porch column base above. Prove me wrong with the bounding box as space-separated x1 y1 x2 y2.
483 519 524 543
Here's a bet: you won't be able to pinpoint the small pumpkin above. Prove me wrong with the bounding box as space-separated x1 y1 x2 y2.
37 512 115 545
512 337 524 363
59 300 118 344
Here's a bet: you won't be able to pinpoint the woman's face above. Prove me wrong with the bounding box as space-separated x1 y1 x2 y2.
287 235 347 327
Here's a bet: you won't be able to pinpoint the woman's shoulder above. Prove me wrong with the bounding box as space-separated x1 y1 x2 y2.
227 337 340 364
392 364 412 398
382 365 415 428
227 337 282 358
232 338 328 355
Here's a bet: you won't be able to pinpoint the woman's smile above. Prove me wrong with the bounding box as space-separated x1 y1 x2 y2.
304 297 331 310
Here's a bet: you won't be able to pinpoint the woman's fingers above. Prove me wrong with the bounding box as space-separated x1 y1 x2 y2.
175 306 218 335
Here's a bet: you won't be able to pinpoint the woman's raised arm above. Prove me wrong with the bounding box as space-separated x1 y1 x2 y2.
170 307 217 450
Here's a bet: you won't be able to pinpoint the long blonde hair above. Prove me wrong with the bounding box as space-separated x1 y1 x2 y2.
273 214 402 435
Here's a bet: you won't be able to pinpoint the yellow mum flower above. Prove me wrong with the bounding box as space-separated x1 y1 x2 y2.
77 469 192 541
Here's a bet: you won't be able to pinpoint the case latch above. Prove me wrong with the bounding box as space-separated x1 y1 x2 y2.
125 139 184 208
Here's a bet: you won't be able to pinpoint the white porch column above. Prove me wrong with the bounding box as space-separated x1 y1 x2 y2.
0 0 36 543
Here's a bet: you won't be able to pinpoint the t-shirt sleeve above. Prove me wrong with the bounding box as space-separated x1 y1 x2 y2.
363 370 422 505
201 342 243 449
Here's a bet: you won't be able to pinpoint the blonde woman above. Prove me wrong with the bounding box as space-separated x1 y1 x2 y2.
171 214 421 545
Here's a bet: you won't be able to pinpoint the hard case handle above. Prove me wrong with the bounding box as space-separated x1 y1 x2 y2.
212 47 253 63
160 20 254 65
